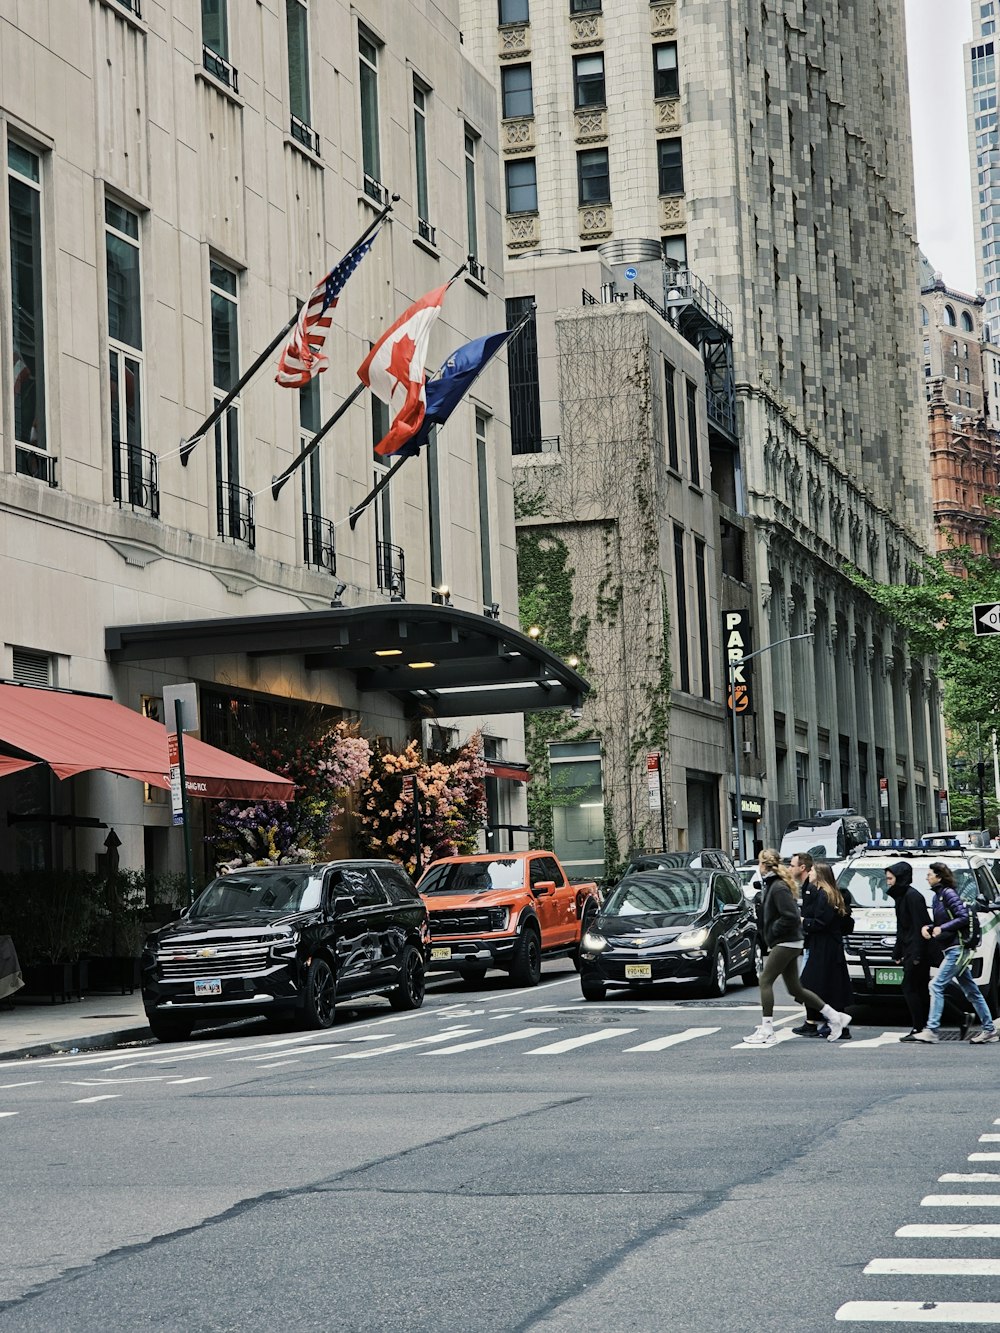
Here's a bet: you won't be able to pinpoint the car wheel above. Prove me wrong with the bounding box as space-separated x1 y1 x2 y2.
458 962 489 986
509 924 542 987
705 947 728 998
147 1014 193 1043
581 976 606 1001
301 958 337 1029
389 945 426 1011
742 941 763 987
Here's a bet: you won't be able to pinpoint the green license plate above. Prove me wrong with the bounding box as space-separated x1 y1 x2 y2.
874 966 904 986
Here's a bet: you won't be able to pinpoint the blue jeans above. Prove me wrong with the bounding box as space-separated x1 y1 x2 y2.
928 946 996 1032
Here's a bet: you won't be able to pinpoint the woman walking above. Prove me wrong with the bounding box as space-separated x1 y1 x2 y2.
745 849 853 1047
886 860 934 1042
914 862 998 1044
793 861 854 1040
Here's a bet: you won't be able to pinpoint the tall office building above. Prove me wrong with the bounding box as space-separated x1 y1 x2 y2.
465 0 944 849
967 2 1000 341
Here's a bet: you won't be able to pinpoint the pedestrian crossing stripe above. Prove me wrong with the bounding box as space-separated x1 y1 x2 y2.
896 1224 1000 1237
528 1028 633 1055
624 1027 721 1052
921 1194 1000 1206
864 1259 1000 1275
428 1028 557 1055
836 1302 1000 1323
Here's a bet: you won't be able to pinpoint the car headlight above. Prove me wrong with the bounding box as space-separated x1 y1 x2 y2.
488 907 510 931
271 931 300 959
581 930 608 953
674 927 709 949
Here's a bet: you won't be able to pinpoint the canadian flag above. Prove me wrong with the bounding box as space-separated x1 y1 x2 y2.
358 284 448 456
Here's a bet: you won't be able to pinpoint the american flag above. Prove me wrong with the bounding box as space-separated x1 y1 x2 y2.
275 236 376 388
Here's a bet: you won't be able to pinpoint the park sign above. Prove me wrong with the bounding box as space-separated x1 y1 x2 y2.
724 609 754 716
973 603 1000 636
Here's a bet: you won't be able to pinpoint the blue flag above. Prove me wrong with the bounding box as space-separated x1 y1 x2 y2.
394 328 515 458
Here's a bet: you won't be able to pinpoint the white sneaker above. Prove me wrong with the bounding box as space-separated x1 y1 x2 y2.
825 1011 853 1042
969 1028 1000 1044
743 1025 778 1047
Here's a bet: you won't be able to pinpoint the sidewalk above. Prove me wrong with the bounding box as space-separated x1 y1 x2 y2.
0 989 151 1061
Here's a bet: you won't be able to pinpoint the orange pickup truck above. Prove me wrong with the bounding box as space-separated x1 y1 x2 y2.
417 851 601 987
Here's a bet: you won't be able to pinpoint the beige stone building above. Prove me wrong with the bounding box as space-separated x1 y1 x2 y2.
0 0 584 877
464 0 945 849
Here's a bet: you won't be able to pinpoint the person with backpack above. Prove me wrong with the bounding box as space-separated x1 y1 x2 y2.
886 860 934 1041
914 861 998 1044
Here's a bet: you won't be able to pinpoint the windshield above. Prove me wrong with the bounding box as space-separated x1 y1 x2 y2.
419 859 524 895
190 869 323 919
836 862 977 910
603 873 709 919
627 853 694 872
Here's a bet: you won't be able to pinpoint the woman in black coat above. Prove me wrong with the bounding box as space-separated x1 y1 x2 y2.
796 861 854 1038
886 860 934 1041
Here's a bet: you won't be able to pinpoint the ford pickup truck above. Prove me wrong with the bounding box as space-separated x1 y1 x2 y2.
417 850 601 987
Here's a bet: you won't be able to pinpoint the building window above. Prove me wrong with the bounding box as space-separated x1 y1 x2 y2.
359 28 383 200
501 63 533 119
506 296 542 454
653 42 678 98
211 262 251 546
962 310 975 331
9 142 46 456
106 200 154 515
967 391 973 406
465 127 481 264
300 377 335 571
922 338 930 356
573 54 605 109
505 159 537 214
569 0 601 12
664 360 679 469
657 138 684 195
920 304 929 325
476 411 493 604
944 304 957 325
694 537 711 700
673 525 690 693
685 379 701 486
286 0 314 145
663 234 687 269
499 0 529 21
413 78 432 238
426 426 443 590
964 366 971 382
577 148 610 205
372 394 390 467
952 339 960 356
201 0 237 87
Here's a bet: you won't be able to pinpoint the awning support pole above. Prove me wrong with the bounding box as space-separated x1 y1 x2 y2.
174 698 195 904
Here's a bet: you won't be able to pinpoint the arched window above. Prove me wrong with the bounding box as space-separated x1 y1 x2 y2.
945 304 957 326
921 305 930 326
961 310 975 332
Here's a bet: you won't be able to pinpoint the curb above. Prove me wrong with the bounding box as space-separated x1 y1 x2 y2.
0 1024 152 1062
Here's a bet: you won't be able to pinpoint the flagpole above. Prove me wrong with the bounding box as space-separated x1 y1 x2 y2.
265 383 367 501
174 195 397 467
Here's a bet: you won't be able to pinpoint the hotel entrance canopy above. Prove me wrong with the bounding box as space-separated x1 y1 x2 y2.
105 604 589 718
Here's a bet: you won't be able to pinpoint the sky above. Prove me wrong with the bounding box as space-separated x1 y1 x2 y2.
905 0 977 292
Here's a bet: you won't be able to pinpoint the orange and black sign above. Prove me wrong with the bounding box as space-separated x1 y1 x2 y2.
724 609 754 717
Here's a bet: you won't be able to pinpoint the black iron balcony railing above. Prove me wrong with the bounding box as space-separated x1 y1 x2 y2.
15 445 57 487
377 540 406 598
116 0 142 16
303 512 337 573
418 217 437 246
216 478 255 549
364 174 388 205
512 435 560 456
468 256 487 284
112 442 160 518
665 267 734 337
290 115 320 155
203 46 239 93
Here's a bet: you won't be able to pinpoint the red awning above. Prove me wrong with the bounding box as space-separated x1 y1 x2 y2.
484 761 531 783
0 684 294 802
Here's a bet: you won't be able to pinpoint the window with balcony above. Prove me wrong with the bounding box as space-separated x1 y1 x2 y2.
499 0 528 22
653 42 678 98
476 412 494 604
506 295 542 454
573 53 605 108
505 159 537 214
359 28 383 202
286 0 317 152
663 234 687 269
577 147 610 204
211 262 252 546
426 426 443 590
106 200 157 516
202 0 237 88
657 137 684 195
413 78 433 243
501 63 533 118
465 127 484 275
300 377 335 571
9 142 48 478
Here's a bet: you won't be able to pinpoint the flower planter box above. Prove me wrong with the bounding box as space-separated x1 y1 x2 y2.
87 955 140 995
21 961 73 1004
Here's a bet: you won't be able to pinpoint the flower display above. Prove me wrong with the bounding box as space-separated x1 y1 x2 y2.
210 720 372 871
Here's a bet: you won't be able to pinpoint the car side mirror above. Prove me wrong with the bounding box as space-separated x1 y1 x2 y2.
170 907 185 922
336 894 358 913
721 902 741 915
533 880 556 896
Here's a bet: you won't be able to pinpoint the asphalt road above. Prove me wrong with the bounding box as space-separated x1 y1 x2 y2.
2 963 999 1333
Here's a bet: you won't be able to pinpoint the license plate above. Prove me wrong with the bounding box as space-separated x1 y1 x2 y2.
625 963 652 980
874 967 904 986
194 978 222 996
431 947 452 960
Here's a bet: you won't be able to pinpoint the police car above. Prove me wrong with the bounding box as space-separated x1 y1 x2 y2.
835 837 1000 1014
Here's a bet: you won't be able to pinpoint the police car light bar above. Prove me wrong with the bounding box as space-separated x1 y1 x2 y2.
866 837 962 851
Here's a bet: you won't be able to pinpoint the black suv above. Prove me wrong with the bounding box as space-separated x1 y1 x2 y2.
141 861 428 1042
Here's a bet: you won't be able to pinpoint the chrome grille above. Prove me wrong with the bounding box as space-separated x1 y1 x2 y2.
157 941 273 980
429 909 496 935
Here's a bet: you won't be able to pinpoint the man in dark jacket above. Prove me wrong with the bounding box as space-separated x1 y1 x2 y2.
886 861 933 1041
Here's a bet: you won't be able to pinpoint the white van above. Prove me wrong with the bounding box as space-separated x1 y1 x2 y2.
779 811 872 864
919 829 991 850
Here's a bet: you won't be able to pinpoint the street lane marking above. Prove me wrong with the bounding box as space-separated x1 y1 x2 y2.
167 1077 209 1084
836 1301 1000 1323
922 1194 1000 1206
254 1061 299 1069
428 1028 557 1055
624 1027 720 1052
864 1258 1000 1275
0 1111 18 1118
231 1044 343 1061
941 1174 1000 1182
896 1224 1000 1237
349 1034 400 1041
73 1094 120 1104
838 1032 902 1048
527 1029 633 1055
731 1030 797 1049
63 1077 171 1086
334 1027 480 1060
0 1082 40 1089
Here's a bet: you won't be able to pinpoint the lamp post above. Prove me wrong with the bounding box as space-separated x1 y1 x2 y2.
727 632 814 860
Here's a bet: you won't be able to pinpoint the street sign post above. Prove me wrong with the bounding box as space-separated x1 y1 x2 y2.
973 603 1000 636
646 752 667 851
165 683 199 902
